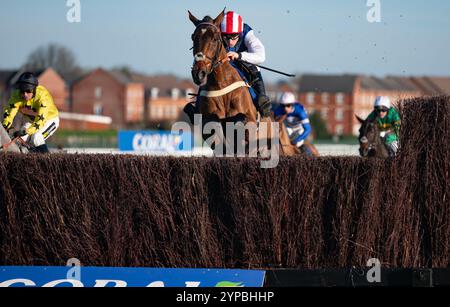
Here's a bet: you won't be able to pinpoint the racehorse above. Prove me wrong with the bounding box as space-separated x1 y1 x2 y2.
189 10 299 156
0 125 31 153
356 115 389 158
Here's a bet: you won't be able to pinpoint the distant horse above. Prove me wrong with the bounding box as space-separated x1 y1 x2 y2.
356 115 389 158
188 10 299 156
275 115 319 157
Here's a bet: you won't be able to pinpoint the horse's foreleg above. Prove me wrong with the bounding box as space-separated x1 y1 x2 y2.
278 122 301 156
304 140 320 157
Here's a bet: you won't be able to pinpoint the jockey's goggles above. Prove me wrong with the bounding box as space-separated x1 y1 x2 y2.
222 34 240 41
375 107 389 113
20 88 34 94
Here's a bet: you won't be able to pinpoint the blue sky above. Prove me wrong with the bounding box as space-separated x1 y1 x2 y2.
0 0 449 82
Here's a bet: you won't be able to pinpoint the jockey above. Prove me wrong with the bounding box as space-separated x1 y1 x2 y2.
220 11 271 118
184 11 271 123
2 72 60 153
274 92 313 156
366 96 401 157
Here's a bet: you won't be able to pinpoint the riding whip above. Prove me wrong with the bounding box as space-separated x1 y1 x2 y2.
235 59 296 78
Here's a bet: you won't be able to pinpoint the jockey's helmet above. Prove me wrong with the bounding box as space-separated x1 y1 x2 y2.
279 92 297 105
16 72 39 92
221 11 244 35
374 96 391 110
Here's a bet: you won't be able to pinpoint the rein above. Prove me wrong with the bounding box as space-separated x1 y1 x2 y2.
0 136 30 151
192 22 227 75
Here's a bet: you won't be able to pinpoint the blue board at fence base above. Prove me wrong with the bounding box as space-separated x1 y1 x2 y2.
0 266 265 287
118 130 193 152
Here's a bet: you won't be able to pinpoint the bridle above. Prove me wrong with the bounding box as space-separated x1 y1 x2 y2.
191 22 227 76
359 121 377 157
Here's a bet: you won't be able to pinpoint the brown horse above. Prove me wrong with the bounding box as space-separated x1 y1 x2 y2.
188 10 299 156
356 115 389 158
275 114 320 157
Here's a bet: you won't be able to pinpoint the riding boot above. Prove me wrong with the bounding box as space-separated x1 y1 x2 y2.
252 73 271 118
35 144 49 153
183 103 196 125
183 88 203 125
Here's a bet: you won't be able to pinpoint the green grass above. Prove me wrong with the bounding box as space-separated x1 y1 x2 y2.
54 129 118 138
49 130 118 148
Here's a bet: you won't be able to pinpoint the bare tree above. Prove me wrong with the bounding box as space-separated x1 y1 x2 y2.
24 43 83 83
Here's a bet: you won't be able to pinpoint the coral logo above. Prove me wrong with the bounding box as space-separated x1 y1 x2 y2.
0 267 265 287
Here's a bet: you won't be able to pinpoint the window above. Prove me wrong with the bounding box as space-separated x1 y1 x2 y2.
93 103 103 115
335 109 344 121
151 88 159 100
151 106 164 119
94 87 102 99
321 109 328 120
335 125 344 136
171 88 180 100
322 93 329 104
164 106 178 118
366 95 372 107
171 106 178 118
306 93 315 105
156 106 164 119
336 93 345 105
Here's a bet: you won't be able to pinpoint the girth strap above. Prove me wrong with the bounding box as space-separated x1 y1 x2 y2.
199 81 249 98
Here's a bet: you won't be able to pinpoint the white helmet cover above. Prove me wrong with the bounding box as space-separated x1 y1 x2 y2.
279 92 297 105
374 96 391 109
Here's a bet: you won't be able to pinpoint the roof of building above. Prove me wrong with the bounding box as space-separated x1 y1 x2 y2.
361 76 419 92
298 74 359 93
109 70 134 84
130 73 196 95
360 76 387 91
424 77 450 94
409 77 444 95
385 76 422 92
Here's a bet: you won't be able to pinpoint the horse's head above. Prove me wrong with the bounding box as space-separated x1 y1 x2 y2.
188 10 225 86
356 115 381 157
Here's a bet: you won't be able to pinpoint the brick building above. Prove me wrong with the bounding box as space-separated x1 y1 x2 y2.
130 73 196 124
71 68 145 128
298 74 359 136
297 74 427 136
35 68 69 112
71 69 196 128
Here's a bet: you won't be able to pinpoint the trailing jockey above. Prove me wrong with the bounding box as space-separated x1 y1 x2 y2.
2 72 60 153
365 96 401 157
184 11 272 123
274 92 314 156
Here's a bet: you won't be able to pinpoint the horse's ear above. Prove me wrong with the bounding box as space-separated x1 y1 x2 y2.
355 114 365 124
213 9 225 27
188 10 200 26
